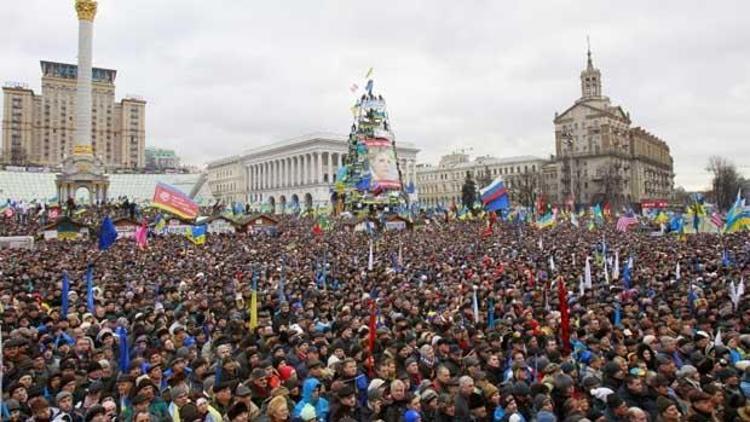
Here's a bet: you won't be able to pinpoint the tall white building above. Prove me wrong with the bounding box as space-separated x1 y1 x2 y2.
2 64 146 169
206 133 419 212
544 47 673 208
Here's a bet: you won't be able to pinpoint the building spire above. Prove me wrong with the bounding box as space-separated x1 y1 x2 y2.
580 36 602 99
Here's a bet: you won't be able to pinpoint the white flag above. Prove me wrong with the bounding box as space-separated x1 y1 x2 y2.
604 258 610 284
398 241 403 267
549 255 556 273
585 256 593 289
612 251 620 280
715 328 723 346
538 237 543 251
368 239 374 271
675 262 681 281
730 279 744 311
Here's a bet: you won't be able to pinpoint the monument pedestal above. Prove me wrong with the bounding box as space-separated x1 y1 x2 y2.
56 154 109 204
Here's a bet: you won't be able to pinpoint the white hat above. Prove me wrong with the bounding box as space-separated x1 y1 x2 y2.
368 378 386 392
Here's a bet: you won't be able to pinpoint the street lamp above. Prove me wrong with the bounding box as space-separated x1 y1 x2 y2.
560 130 576 210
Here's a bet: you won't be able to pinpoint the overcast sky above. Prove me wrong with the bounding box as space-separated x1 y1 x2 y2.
2 0 748 190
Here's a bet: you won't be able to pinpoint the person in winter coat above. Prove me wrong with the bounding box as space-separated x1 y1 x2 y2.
292 378 329 421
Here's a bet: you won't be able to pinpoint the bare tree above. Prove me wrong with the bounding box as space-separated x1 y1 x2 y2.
476 165 493 189
594 158 629 209
706 156 741 211
461 171 477 209
511 170 539 208
672 186 691 205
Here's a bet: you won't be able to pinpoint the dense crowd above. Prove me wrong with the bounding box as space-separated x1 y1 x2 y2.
1 206 750 422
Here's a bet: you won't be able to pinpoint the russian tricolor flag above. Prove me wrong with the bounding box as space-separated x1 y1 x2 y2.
480 177 510 212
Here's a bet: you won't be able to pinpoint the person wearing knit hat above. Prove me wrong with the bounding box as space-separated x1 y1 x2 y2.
532 393 558 422
299 403 317 421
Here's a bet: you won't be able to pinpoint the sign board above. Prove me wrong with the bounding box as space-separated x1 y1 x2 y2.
164 224 192 235
0 236 34 250
641 200 668 209
43 228 89 240
115 225 137 239
208 219 236 234
385 220 406 231
113 219 139 239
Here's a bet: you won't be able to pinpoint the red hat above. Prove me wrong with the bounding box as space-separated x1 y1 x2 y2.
278 364 296 381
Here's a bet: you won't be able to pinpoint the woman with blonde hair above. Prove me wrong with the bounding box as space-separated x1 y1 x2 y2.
266 395 290 421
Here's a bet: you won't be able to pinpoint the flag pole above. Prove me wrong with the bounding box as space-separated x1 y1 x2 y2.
1 322 4 415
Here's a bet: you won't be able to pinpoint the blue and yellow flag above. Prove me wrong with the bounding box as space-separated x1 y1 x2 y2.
186 225 207 245
536 213 556 229
154 215 166 234
249 270 258 330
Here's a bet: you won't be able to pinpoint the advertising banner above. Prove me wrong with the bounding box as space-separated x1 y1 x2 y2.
152 183 199 220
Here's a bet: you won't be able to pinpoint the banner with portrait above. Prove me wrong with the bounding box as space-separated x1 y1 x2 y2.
364 138 401 192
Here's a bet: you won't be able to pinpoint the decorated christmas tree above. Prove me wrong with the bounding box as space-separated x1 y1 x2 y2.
336 75 407 212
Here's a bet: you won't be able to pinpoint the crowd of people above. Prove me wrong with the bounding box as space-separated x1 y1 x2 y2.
1 203 750 422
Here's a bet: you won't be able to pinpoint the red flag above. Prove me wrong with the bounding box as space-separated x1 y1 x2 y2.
312 224 323 237
367 299 377 377
525 269 535 288
558 277 571 355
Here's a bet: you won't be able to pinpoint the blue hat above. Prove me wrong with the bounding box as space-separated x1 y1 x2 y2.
404 410 421 422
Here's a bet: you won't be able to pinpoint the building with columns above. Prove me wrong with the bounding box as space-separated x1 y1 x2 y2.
542 47 674 209
416 152 548 208
206 133 419 212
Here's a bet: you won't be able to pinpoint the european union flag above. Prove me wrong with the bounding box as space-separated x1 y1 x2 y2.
98 216 118 251
86 264 95 313
61 271 70 319
117 326 130 373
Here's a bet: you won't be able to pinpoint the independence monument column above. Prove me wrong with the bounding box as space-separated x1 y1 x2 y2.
56 0 109 205
73 0 97 158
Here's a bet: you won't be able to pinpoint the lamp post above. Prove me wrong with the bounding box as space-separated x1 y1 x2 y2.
561 130 576 210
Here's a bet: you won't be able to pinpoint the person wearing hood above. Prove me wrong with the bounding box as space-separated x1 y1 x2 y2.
292 378 329 421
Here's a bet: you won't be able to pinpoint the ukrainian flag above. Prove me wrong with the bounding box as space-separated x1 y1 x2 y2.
186 225 207 245
536 213 556 229
154 215 166 234
723 191 749 233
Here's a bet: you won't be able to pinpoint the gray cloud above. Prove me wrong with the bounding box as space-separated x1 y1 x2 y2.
2 0 748 190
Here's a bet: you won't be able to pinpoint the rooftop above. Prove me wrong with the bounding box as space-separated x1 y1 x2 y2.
419 155 547 172
0 171 213 204
40 60 117 83
207 132 418 167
